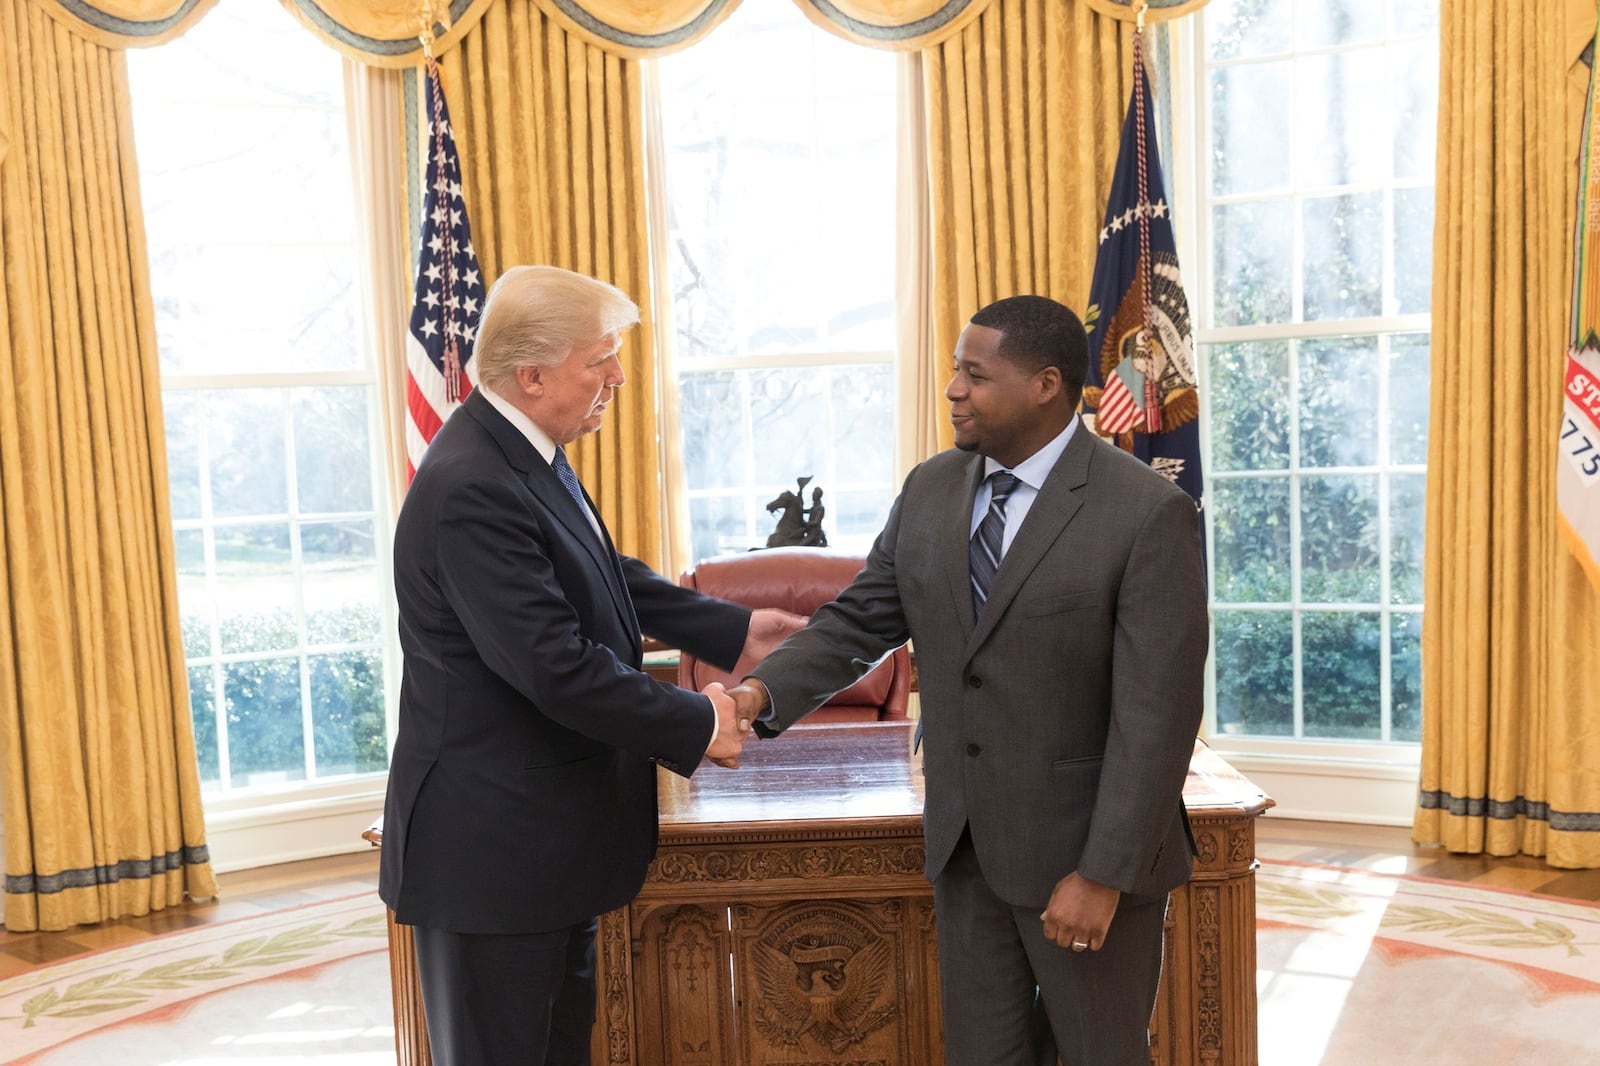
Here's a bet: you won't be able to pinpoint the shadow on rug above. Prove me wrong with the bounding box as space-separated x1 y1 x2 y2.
3 863 1598 1064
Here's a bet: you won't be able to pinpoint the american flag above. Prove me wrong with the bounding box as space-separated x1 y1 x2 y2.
406 60 485 481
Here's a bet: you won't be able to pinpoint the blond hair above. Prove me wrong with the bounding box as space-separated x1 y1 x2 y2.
474 266 639 392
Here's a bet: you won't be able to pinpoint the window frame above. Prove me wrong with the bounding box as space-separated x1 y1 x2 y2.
1170 7 1434 778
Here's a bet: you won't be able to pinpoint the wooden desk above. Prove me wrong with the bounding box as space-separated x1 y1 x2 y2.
369 723 1271 1065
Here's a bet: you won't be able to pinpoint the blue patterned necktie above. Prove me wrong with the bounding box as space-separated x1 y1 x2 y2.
970 471 1021 619
551 446 591 523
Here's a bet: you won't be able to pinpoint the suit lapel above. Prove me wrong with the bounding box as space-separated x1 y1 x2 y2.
463 392 638 641
942 454 987 648
962 428 1094 661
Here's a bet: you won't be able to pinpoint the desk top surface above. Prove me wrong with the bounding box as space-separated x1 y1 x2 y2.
658 721 1272 834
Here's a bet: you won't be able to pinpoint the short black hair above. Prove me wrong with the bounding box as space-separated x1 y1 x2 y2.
969 295 1089 406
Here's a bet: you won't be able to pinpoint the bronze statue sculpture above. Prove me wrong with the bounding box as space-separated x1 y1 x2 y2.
765 477 828 548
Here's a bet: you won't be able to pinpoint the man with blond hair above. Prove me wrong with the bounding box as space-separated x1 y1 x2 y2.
380 265 801 1065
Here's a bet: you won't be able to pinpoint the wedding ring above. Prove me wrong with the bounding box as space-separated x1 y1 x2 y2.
1071 939 1089 951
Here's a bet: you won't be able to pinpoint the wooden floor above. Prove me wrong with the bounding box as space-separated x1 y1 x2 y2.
3 818 1599 983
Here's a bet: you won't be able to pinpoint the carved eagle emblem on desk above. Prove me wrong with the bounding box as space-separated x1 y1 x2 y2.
751 927 895 1053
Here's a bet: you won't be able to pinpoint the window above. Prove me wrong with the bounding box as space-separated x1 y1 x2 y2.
129 0 393 794
1193 0 1438 743
657 4 897 562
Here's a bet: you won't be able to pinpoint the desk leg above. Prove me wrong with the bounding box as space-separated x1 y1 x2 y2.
385 909 431 1066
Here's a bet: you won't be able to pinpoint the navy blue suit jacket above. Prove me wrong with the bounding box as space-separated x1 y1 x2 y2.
378 389 749 934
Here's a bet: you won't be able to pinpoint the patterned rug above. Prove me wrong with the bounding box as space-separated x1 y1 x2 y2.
2 863 1598 1064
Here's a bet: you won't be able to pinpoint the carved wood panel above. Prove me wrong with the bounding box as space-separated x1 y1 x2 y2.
730 897 927 1066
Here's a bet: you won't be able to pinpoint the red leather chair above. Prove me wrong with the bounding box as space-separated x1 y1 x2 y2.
677 547 911 724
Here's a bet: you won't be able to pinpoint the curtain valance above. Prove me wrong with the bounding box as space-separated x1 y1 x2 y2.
26 0 1011 62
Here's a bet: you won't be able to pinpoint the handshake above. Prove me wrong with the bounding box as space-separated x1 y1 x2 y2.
700 607 807 769
703 681 769 769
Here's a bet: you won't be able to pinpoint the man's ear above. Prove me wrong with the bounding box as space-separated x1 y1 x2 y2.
1035 364 1064 405
514 363 543 398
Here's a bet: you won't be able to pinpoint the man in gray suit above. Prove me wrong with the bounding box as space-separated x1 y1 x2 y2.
726 295 1208 1065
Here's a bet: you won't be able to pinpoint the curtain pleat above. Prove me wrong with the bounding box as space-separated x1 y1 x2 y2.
923 0 1134 452
437 1 664 568
0 0 216 931
1413 0 1600 868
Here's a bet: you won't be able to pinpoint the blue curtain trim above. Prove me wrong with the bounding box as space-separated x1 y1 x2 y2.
57 0 207 37
548 0 736 51
285 0 477 56
1418 790 1600 832
3 845 212 896
799 0 973 43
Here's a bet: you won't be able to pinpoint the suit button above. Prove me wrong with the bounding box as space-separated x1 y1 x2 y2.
968 675 982 688
966 743 982 757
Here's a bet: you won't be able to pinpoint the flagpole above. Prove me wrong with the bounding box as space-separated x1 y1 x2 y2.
1132 0 1162 433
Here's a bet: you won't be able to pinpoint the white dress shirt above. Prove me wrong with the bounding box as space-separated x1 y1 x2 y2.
969 415 1080 558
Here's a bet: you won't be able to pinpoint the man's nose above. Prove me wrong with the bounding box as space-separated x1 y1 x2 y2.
945 373 964 400
608 356 625 388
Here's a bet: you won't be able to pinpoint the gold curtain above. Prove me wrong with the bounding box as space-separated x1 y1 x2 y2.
1413 0 1600 868
0 0 216 931
923 0 1136 453
436 1 665 566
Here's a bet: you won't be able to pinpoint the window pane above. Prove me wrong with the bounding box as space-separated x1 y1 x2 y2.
1395 2 1440 36
1214 611 1294 735
1204 0 1291 61
164 391 202 521
1391 612 1423 742
1299 336 1378 467
1393 187 1435 315
206 389 288 517
751 368 826 484
1392 41 1440 181
310 651 387 776
189 665 220 789
1296 52 1389 188
1388 332 1431 465
1212 200 1293 326
1301 611 1381 739
1390 473 1426 605
224 657 306 789
1209 61 1291 195
1296 2 1385 53
1302 192 1383 321
1301 474 1380 602
1206 341 1290 471
215 523 296 654
294 386 374 513
680 372 747 490
689 494 757 563
1211 478 1291 602
175 528 211 657
828 364 895 491
302 520 380 645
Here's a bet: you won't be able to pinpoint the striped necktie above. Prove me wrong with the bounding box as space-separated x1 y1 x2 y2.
969 471 1021 619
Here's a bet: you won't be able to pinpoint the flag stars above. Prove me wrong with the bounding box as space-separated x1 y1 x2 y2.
422 289 441 309
419 319 439 338
428 233 445 255
464 268 480 287
424 263 442 283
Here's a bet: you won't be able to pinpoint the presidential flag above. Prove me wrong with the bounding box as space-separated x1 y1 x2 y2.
405 60 485 481
1082 52 1202 509
1560 10 1600 590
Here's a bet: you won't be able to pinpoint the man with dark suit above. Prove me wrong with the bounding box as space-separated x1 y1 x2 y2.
729 295 1208 1065
379 265 801 1066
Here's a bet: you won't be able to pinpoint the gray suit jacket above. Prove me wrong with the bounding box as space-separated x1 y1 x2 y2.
751 428 1207 908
